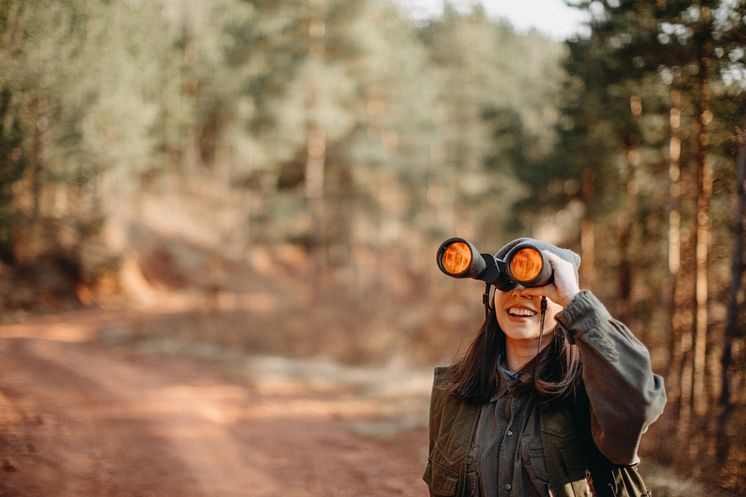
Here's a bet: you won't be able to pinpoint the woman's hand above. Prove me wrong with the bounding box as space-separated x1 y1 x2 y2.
521 250 580 308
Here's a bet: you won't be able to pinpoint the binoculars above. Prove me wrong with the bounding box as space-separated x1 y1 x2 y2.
436 237 553 291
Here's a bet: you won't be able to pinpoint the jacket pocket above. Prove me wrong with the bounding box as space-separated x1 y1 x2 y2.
521 441 551 496
465 444 480 497
423 459 459 496
522 444 550 483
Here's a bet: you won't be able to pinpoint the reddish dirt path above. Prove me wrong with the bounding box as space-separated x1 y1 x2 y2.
0 310 429 497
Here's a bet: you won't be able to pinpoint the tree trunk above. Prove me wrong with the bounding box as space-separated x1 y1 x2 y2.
692 8 712 416
675 240 695 439
305 122 326 261
716 111 746 463
305 0 327 290
665 88 682 380
580 168 596 289
617 218 633 323
674 128 696 440
29 96 45 225
617 95 642 324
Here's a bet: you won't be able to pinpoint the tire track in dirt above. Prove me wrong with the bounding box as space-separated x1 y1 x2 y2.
0 312 429 497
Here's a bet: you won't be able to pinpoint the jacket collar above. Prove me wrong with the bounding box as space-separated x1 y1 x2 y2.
490 354 523 401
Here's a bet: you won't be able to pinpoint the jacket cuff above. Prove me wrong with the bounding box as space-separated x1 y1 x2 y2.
555 290 612 341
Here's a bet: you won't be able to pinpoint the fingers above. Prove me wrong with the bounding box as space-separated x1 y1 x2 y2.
540 249 579 306
542 250 570 270
509 250 578 309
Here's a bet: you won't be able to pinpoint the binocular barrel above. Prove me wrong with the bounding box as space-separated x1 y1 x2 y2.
436 237 553 288
436 238 485 278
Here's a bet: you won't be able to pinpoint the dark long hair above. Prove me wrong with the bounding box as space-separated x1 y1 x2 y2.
444 305 582 405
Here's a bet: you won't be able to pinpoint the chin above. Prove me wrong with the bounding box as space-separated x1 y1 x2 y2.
498 320 540 340
505 329 542 341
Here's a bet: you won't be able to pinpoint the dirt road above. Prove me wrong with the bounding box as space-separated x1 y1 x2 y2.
0 309 429 497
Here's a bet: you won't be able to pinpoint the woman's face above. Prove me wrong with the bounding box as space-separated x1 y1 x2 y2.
494 286 564 343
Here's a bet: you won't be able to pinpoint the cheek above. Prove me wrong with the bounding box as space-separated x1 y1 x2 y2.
493 290 510 308
495 308 509 331
493 293 510 328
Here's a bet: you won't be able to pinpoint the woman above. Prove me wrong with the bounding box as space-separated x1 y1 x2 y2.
424 238 666 497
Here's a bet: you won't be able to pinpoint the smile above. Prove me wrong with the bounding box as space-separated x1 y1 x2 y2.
506 306 537 318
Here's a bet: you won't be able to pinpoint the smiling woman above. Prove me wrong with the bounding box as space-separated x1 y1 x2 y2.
424 237 667 497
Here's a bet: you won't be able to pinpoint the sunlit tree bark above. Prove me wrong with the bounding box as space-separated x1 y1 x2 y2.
665 88 682 381
692 4 713 416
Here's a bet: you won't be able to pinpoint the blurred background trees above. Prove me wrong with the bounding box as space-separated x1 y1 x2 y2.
0 0 744 490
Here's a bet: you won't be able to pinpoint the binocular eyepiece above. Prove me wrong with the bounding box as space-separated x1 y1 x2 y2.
436 237 553 291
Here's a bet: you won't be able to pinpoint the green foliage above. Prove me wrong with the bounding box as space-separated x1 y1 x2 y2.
0 0 565 269
419 6 562 246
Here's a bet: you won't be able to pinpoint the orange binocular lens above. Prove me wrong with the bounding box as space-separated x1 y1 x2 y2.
508 247 544 283
440 241 473 275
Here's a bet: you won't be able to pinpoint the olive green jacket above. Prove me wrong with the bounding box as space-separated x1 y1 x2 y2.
424 291 666 497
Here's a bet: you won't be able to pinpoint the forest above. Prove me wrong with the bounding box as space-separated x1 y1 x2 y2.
0 0 744 494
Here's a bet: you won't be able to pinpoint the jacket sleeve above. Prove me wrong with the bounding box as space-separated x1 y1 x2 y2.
555 291 667 465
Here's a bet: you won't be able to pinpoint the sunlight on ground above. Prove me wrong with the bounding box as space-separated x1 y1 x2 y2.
0 323 97 342
241 354 434 395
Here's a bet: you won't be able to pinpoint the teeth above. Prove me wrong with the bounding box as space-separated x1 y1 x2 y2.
508 308 536 317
